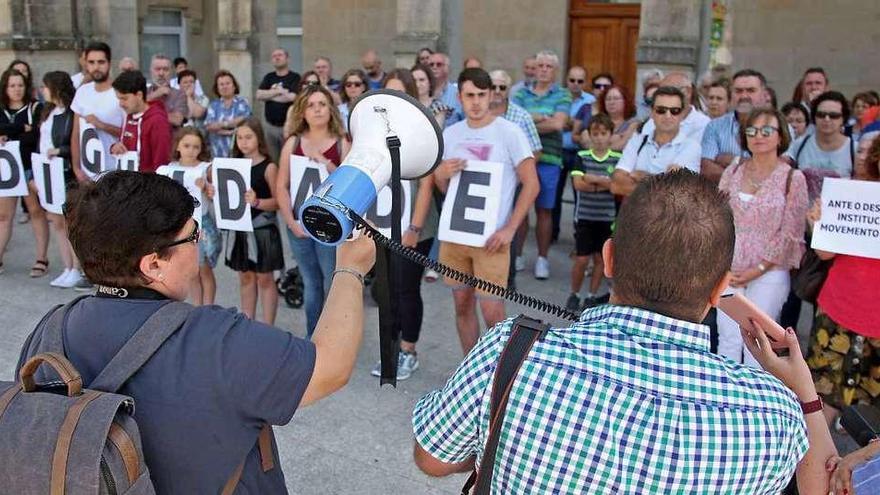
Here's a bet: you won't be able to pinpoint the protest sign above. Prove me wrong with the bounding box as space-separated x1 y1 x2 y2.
30 153 65 214
366 180 412 238
0 141 27 198
115 151 139 172
157 164 207 221
438 160 502 247
812 177 880 259
212 158 252 232
289 155 328 219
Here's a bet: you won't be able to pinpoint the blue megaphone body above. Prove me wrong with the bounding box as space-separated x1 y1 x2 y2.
299 89 443 245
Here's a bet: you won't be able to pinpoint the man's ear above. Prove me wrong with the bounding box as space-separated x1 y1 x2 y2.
709 271 732 307
602 238 614 279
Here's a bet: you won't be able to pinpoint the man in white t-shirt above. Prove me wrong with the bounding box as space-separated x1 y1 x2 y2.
612 86 702 197
433 68 539 354
641 72 711 143
70 41 126 181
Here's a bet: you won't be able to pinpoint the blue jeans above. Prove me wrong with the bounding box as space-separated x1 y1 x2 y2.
287 230 336 337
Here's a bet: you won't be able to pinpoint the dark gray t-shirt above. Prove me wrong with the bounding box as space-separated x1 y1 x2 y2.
23 297 316 494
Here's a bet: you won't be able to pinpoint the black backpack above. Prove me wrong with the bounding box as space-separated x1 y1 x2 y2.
0 296 274 494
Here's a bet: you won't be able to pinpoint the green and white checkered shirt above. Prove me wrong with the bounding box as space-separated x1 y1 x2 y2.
413 305 809 494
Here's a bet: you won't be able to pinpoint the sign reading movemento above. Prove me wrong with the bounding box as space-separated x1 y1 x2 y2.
0 141 27 198
366 180 412 238
812 177 880 259
438 160 502 247
30 153 65 214
157 164 207 221
288 155 328 219
211 158 253 232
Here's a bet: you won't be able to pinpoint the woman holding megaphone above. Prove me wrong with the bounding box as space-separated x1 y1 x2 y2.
276 84 351 337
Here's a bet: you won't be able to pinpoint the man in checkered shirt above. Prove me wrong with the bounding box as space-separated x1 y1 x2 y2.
412 171 836 493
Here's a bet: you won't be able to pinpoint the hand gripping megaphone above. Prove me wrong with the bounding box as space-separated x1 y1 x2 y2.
299 89 443 245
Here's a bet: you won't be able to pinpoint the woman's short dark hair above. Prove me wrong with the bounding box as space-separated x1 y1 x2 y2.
597 85 636 119
810 90 850 125
591 72 614 86
852 91 879 110
739 108 791 155
613 170 735 322
339 68 368 105
40 71 76 122
64 171 196 287
112 70 147 98
177 69 198 84
457 68 491 91
382 68 418 99
212 70 240 98
781 101 808 121
410 63 436 97
0 69 32 109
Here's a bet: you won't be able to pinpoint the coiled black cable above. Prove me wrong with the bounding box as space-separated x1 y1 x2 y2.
349 212 580 322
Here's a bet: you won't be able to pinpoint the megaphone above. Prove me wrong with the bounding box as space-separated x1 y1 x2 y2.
299 89 443 245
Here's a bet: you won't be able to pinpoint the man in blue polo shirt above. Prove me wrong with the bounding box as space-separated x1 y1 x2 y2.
512 49 572 280
556 65 595 242
701 69 768 183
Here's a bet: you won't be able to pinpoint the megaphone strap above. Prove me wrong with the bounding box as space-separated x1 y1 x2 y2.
348 212 580 322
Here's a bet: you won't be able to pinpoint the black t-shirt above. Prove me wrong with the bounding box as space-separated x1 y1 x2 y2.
259 71 301 126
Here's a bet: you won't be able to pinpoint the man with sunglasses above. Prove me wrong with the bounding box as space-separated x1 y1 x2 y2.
429 52 463 127
256 48 300 160
611 86 701 197
701 69 769 183
558 66 595 242
591 73 614 99
784 91 855 190
641 72 710 143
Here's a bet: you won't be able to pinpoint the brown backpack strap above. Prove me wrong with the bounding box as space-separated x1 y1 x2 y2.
108 422 140 485
461 316 550 495
51 390 102 495
221 423 275 495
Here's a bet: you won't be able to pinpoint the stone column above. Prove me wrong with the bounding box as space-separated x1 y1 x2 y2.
635 0 704 93
215 0 255 99
392 0 442 68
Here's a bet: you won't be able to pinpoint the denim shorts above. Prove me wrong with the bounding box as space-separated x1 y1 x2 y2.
536 162 561 209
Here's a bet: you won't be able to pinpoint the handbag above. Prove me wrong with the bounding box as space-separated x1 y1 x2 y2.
792 246 831 304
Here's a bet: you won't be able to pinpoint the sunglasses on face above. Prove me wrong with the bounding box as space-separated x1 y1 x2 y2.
653 106 682 116
305 80 319 86
344 81 364 88
745 125 779 137
569 78 585 84
594 83 610 90
814 111 843 120
157 219 200 251
491 84 508 92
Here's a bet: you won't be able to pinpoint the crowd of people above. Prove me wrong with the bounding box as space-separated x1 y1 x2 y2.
0 39 878 494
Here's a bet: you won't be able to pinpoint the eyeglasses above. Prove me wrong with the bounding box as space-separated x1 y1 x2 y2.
305 80 319 86
814 111 843 120
491 84 507 92
157 219 200 251
593 83 611 90
568 78 585 84
653 106 683 116
344 81 364 88
745 125 779 137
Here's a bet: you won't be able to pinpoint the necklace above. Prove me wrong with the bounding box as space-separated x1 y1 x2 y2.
742 161 774 191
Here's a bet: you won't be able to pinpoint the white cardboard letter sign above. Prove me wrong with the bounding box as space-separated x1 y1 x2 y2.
157 164 206 221
115 151 140 172
0 141 27 198
30 153 65 214
212 158 253 232
367 180 412 238
438 160 502 247
288 155 328 218
812 177 880 259
78 118 111 179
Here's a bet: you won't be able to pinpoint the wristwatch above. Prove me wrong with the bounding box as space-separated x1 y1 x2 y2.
757 262 768 273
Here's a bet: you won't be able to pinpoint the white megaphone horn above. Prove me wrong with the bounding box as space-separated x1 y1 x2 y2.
299 89 443 245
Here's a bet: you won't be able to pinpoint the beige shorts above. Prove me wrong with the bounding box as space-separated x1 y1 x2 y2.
438 241 510 297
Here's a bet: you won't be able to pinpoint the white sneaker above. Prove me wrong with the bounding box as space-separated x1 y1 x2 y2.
515 255 526 272
534 257 550 280
64 270 85 289
51 269 79 288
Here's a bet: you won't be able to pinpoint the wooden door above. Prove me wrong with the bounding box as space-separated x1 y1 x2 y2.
569 2 641 99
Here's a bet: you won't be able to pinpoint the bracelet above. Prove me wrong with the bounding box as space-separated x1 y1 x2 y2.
332 267 365 286
800 396 823 415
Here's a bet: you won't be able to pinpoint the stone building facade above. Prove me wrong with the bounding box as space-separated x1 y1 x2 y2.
0 1 875 108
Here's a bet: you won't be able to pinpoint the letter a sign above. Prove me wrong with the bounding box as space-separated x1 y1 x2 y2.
289 155 328 219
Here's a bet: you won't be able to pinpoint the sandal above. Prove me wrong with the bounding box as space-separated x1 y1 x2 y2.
30 259 49 278
0 261 4 275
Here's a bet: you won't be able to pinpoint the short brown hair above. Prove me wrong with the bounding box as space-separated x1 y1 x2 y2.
588 113 614 134
613 170 734 321
863 137 880 181
212 70 240 98
65 171 195 287
738 108 791 155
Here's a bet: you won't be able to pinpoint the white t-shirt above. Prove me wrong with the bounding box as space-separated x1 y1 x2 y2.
441 117 533 230
616 130 702 175
70 72 84 89
71 82 126 156
783 134 854 179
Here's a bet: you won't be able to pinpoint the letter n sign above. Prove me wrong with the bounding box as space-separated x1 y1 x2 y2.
438 160 503 247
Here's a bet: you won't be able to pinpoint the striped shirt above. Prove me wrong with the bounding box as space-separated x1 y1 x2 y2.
413 305 809 494
513 83 572 167
701 111 743 160
572 149 619 221
502 101 542 153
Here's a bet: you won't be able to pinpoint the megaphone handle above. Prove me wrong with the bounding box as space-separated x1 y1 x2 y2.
376 135 404 386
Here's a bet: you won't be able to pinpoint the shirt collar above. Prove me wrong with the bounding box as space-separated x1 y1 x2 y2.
586 149 616 162
526 82 562 97
579 304 712 352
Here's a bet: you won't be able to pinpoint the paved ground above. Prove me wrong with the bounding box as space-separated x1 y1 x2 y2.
0 202 857 493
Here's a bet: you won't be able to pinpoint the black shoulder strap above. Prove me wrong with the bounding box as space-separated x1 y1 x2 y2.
793 134 812 168
461 315 550 495
335 138 343 164
89 301 192 392
636 134 649 156
849 136 855 169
